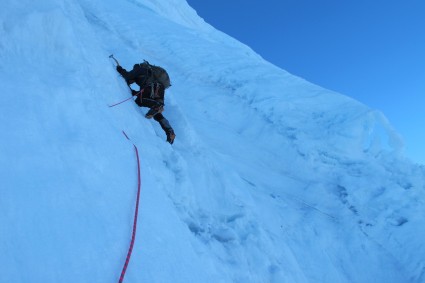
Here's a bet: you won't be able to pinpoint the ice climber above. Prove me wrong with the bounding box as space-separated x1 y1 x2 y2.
116 61 176 144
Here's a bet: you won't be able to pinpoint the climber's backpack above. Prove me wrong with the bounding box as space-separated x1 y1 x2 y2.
136 60 171 89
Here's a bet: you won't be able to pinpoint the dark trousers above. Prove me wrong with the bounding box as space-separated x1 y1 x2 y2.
134 87 173 134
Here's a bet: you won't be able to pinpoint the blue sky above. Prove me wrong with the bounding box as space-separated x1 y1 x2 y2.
187 0 425 165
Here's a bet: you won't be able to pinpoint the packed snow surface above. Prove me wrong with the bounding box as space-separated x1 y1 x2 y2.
1 0 424 282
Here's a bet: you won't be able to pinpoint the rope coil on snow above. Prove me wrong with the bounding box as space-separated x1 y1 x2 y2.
119 131 142 283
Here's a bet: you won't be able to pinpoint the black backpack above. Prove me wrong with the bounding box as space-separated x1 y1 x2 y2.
135 61 171 89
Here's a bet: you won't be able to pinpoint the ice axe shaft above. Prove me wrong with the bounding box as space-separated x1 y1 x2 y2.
109 54 120 66
109 54 133 91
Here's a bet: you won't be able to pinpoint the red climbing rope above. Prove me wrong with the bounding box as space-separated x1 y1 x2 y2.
108 96 134 108
119 131 142 283
109 89 144 108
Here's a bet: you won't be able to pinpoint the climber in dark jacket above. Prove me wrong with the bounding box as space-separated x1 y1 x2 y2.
116 63 175 144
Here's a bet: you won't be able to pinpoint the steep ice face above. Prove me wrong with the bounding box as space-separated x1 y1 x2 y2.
1 0 424 283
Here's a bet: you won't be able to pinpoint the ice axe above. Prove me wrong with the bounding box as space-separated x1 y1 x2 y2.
109 54 134 93
109 54 120 66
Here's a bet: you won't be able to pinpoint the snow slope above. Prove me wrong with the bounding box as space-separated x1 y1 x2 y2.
1 0 424 282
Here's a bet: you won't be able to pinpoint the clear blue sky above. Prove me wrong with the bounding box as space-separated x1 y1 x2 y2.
187 0 425 165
